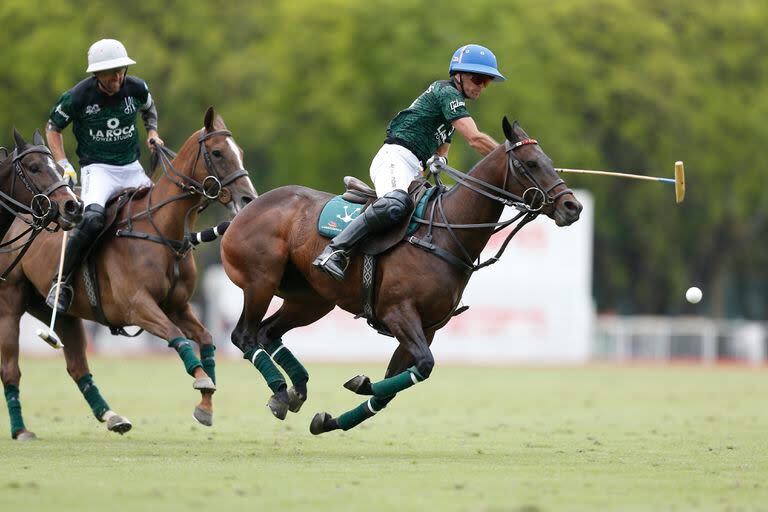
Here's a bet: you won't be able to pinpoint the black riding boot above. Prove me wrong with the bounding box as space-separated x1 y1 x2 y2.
313 189 414 281
46 204 106 314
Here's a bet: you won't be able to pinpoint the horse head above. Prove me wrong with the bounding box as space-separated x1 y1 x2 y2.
8 127 82 229
501 118 581 226
190 106 258 215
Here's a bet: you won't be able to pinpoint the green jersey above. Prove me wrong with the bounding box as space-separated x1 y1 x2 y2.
49 76 155 167
385 80 470 164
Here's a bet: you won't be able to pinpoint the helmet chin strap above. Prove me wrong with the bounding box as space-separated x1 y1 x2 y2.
453 74 469 98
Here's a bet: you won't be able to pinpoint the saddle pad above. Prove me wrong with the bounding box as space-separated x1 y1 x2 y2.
317 187 438 239
317 196 364 238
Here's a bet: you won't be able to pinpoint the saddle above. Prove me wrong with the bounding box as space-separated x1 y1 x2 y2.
78 186 152 336
319 176 435 255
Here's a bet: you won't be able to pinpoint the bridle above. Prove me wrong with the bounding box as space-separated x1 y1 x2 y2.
150 129 249 203
411 138 575 274
0 145 68 224
0 145 72 280
116 128 250 259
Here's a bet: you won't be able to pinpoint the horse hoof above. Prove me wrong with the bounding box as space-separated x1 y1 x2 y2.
107 415 132 435
193 377 216 392
310 412 333 435
267 392 289 420
14 430 38 441
193 406 213 427
287 386 306 413
343 375 373 395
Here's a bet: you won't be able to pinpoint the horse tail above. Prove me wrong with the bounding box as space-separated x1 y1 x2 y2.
187 221 230 246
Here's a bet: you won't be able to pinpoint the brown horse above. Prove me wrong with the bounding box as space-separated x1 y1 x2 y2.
0 107 257 440
0 128 82 248
219 118 582 434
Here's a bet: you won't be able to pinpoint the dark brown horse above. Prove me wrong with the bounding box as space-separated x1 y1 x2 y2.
0 107 257 440
219 118 582 434
0 129 82 247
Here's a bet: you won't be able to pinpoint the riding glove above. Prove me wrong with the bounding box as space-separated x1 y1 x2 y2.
58 159 77 185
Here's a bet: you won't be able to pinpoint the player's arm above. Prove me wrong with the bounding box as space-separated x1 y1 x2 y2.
452 116 498 156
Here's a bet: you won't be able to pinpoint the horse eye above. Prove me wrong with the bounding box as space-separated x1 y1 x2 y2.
212 150 223 158
526 161 537 169
28 163 39 173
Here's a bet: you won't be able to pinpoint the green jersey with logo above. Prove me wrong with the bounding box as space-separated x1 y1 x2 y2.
49 76 154 167
385 80 470 164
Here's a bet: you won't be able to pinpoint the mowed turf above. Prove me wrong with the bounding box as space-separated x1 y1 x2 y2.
1 357 767 511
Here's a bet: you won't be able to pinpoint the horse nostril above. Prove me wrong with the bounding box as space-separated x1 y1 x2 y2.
241 196 254 207
564 200 582 213
65 199 82 215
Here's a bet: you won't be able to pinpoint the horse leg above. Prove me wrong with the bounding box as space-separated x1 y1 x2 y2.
230 281 295 420
256 296 335 413
311 325 434 435
28 303 132 435
171 303 217 427
0 285 35 440
129 295 216 418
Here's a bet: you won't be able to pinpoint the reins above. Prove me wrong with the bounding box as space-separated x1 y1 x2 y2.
409 139 573 273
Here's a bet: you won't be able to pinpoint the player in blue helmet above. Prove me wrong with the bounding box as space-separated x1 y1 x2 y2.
313 44 504 281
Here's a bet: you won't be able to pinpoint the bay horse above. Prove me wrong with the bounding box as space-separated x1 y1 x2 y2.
219 118 582 434
1 128 82 255
0 107 257 440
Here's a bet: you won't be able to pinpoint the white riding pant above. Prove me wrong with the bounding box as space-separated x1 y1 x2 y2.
80 160 152 207
369 144 423 197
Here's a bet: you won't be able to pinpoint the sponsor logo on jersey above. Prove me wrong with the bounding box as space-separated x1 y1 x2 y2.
449 99 465 112
123 97 136 114
88 117 135 142
55 104 70 121
85 104 101 115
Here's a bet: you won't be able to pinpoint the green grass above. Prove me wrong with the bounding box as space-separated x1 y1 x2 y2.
1 357 767 511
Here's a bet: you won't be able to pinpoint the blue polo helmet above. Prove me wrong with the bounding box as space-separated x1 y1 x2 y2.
448 44 505 81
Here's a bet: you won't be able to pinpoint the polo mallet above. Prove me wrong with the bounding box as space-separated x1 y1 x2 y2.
556 161 686 204
37 175 76 349
36 228 67 349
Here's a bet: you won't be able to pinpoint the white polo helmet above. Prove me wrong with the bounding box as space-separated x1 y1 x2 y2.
86 39 136 73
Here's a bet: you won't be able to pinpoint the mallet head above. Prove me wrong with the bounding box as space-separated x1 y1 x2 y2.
674 161 685 204
36 328 63 349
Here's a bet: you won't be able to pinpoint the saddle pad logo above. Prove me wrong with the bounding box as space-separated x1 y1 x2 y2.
317 196 363 238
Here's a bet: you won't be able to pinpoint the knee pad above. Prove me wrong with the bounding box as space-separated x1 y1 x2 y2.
364 189 414 231
80 204 106 238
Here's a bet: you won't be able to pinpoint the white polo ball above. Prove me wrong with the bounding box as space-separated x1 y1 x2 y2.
685 287 702 304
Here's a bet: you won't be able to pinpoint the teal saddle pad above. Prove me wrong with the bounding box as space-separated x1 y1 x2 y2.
317 187 437 239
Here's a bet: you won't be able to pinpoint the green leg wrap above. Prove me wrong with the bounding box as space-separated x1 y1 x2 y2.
264 339 308 385
76 374 110 420
370 365 424 398
168 337 202 376
244 347 286 393
200 344 216 385
4 384 26 437
337 396 390 431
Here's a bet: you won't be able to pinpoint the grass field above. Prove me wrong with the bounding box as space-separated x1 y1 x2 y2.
1 357 767 511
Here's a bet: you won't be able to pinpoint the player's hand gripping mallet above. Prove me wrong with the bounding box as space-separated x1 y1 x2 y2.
556 161 686 204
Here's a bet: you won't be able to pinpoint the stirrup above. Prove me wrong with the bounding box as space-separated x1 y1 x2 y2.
314 248 348 267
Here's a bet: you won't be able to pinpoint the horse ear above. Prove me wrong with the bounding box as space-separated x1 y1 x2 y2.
32 128 45 146
502 117 512 141
204 106 215 131
13 127 26 149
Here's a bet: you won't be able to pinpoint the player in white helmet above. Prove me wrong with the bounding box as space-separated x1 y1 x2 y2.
45 39 164 313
